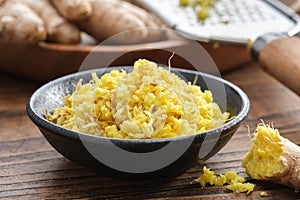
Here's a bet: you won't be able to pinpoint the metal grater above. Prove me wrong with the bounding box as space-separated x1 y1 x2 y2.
137 0 300 45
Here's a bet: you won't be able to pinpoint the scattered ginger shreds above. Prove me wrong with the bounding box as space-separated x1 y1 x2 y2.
179 0 215 21
225 171 245 184
179 0 190 7
242 124 285 179
195 166 254 194
247 39 253 50
226 182 255 195
260 191 268 197
195 166 216 187
46 59 230 139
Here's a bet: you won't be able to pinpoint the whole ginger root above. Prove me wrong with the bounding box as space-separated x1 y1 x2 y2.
0 1 47 44
242 123 300 192
76 0 166 44
0 0 81 44
1 0 166 45
17 0 81 44
51 0 92 21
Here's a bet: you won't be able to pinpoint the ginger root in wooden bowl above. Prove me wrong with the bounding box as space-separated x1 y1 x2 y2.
0 0 251 81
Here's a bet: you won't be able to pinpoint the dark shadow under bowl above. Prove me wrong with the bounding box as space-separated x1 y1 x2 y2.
27 67 250 178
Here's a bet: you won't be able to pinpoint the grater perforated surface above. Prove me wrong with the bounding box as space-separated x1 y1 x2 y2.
138 0 298 44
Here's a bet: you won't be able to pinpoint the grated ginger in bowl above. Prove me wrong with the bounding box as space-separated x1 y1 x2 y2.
46 59 230 139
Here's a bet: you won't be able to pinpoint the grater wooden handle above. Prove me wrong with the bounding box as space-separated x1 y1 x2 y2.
281 0 300 14
257 36 300 96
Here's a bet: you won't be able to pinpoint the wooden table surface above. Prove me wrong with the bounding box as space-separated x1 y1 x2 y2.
0 61 299 200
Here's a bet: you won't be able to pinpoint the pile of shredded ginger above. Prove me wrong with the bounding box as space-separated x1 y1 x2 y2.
46 59 229 139
195 166 255 194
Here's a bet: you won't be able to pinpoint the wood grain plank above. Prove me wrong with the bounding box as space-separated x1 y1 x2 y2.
0 137 52 155
0 114 41 140
0 62 299 199
223 62 300 118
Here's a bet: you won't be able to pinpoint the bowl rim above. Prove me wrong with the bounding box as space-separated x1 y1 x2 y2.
26 67 250 144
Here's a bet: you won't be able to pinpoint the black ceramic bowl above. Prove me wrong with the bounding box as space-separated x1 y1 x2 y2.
27 67 250 178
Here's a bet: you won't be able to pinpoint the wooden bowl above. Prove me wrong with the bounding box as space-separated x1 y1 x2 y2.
0 33 251 82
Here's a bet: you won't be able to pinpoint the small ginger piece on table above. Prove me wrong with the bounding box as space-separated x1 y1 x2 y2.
0 1 46 44
17 0 81 44
242 123 300 192
51 0 92 21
